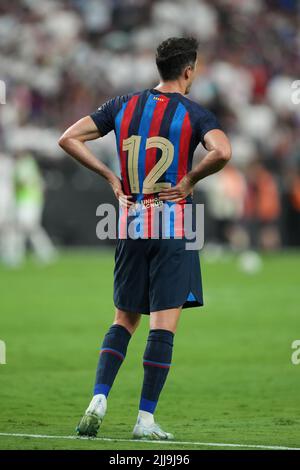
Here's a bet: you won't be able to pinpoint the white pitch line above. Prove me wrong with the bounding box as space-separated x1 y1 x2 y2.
0 432 299 450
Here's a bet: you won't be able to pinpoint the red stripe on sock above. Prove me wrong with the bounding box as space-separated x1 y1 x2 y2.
101 349 124 361
143 361 170 369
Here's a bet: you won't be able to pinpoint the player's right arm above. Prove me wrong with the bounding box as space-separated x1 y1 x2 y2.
188 128 232 182
58 116 132 207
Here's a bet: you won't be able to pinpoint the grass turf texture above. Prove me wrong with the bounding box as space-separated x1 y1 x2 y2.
0 250 299 450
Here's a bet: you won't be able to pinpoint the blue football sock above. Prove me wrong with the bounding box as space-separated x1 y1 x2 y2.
94 324 131 397
139 329 174 415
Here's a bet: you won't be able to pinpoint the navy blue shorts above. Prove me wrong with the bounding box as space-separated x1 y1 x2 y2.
113 238 203 315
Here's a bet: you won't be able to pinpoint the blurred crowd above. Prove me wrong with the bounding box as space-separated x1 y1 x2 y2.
0 0 300 254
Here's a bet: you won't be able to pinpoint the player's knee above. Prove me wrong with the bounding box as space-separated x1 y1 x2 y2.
114 309 141 335
150 308 181 334
114 319 140 335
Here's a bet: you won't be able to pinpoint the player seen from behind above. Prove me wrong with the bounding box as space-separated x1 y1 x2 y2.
59 37 231 440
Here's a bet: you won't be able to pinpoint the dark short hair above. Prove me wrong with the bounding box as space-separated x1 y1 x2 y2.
156 37 198 81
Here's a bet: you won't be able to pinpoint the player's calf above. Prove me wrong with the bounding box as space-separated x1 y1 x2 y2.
133 329 175 440
76 323 132 437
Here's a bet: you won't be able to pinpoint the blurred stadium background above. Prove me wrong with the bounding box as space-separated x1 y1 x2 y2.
0 0 300 451
1 0 300 255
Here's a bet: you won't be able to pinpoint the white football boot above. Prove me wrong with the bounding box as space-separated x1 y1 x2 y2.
133 412 174 440
76 394 107 437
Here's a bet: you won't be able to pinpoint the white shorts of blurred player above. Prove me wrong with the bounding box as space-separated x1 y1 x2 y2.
0 229 18 267
0 155 18 266
13 202 56 266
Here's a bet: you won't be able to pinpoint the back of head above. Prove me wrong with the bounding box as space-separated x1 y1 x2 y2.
156 37 198 81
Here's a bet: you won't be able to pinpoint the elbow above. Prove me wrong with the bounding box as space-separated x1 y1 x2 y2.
58 134 68 150
216 146 232 164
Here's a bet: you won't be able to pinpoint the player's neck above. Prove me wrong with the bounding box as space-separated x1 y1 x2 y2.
154 80 186 95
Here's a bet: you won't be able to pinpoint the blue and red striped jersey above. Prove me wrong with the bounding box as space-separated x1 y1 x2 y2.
91 88 220 197
91 88 221 238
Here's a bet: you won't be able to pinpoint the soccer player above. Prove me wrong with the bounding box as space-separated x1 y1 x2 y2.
59 37 231 440
13 152 56 266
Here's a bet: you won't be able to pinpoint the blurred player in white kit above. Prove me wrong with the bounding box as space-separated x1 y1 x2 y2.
14 152 56 265
0 151 56 266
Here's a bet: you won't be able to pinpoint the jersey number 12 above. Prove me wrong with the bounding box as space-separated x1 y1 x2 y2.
122 135 174 194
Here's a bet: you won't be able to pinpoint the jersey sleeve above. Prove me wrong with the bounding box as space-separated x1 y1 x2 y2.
195 108 222 148
90 98 116 136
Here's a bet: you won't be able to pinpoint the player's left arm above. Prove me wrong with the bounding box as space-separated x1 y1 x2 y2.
159 129 231 202
58 116 132 207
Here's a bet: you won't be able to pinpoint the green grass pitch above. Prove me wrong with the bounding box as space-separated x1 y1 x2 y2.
0 250 299 450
